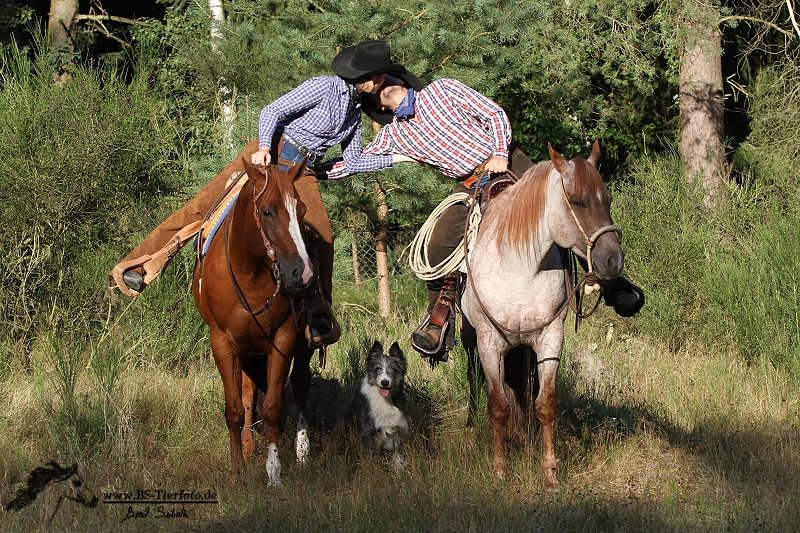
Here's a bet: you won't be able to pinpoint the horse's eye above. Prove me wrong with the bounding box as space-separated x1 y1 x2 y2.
261 208 275 218
571 199 587 209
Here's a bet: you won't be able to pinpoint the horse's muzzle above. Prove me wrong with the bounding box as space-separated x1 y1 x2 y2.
282 257 313 291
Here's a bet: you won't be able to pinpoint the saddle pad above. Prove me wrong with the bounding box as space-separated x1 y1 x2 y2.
200 171 248 257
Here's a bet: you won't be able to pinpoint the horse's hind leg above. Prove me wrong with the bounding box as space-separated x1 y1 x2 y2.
241 370 256 461
290 344 313 465
210 328 245 474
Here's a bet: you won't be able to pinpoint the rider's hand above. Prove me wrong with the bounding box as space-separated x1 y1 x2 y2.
485 156 508 174
252 147 271 167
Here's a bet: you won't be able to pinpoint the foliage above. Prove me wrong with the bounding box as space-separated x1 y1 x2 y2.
0 34 192 368
1 0 800 382
614 130 800 372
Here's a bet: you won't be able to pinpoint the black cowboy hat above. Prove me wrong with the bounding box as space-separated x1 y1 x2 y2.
361 71 425 126
332 40 406 81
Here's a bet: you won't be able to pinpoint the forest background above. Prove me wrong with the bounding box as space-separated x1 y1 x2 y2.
1 0 800 531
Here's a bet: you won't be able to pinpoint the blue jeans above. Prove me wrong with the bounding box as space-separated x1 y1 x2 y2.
277 140 316 171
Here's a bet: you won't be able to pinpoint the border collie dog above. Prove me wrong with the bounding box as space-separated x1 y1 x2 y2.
352 341 409 468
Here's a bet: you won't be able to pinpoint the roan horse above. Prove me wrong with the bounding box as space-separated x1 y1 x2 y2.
461 141 624 488
192 156 315 485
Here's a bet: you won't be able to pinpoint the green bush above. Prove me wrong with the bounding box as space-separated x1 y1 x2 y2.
615 146 800 373
0 37 190 369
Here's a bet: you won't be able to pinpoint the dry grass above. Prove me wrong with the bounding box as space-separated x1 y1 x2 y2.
1 309 799 532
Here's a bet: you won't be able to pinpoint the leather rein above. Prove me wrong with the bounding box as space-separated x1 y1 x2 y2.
463 167 621 346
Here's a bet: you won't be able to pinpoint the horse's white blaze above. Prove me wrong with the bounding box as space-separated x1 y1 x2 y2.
295 413 310 465
266 442 282 486
284 193 314 284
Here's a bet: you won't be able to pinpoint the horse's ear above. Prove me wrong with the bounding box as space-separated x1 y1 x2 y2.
389 341 404 360
548 142 570 174
587 140 601 167
242 156 267 190
287 157 309 182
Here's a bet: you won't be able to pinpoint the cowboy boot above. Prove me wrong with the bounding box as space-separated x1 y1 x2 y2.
411 289 444 352
411 274 458 356
304 278 341 347
109 265 145 296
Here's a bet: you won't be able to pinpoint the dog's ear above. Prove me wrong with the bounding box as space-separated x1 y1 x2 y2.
370 340 383 355
389 341 404 360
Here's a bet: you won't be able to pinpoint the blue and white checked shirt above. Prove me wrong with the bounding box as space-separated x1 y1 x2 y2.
258 76 393 174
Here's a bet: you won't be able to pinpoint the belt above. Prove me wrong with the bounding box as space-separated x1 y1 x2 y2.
281 132 317 163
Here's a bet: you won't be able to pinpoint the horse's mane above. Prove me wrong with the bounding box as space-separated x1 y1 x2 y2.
481 160 552 256
481 156 604 256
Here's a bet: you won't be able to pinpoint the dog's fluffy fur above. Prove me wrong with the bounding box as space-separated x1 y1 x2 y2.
352 340 409 467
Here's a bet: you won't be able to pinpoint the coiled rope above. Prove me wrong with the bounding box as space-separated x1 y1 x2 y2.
408 192 480 280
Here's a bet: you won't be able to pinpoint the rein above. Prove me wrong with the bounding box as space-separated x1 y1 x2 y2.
463 167 618 346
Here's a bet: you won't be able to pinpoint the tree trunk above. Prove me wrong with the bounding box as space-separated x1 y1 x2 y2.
375 182 390 317
679 2 727 208
48 0 78 85
209 0 236 152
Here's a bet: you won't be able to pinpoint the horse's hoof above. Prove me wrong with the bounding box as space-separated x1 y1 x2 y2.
266 443 282 486
542 467 559 489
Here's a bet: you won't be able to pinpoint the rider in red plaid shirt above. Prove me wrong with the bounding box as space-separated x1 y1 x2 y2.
317 77 535 356
320 75 643 358
317 77 517 180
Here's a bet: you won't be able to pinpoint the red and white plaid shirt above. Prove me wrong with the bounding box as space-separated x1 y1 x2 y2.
318 78 511 180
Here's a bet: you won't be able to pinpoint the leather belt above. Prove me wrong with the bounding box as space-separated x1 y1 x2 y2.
281 132 317 163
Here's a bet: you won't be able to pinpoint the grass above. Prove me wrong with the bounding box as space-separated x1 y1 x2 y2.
1 294 798 532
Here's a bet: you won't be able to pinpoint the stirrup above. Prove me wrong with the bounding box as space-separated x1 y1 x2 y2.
304 290 340 348
410 313 450 360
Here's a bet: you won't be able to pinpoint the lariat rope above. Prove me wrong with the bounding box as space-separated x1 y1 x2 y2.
408 191 477 280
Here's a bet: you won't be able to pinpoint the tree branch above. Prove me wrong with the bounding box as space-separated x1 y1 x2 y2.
788 0 800 40
718 15 796 39
74 14 138 26
383 9 429 38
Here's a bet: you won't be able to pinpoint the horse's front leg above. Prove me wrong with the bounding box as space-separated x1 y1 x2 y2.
260 328 294 486
290 343 313 466
534 327 563 489
210 328 245 474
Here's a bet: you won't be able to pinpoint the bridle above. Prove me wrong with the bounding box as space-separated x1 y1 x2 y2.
224 173 283 318
464 164 621 345
557 169 621 278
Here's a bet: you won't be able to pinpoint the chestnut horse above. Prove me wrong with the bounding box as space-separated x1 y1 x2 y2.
461 141 624 488
192 156 315 485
